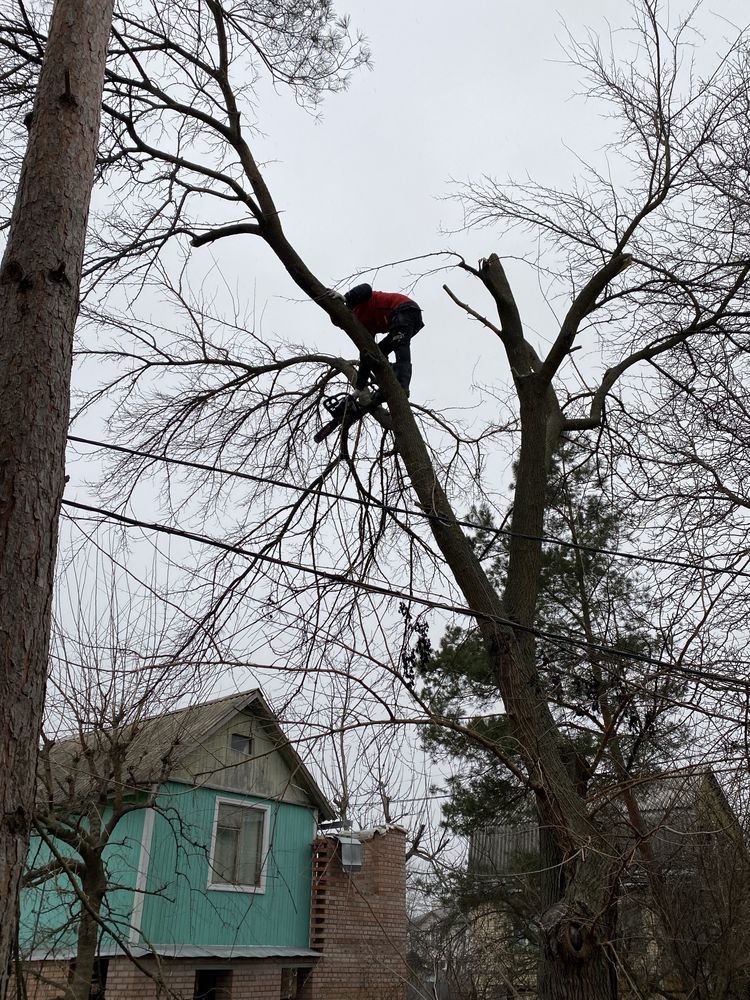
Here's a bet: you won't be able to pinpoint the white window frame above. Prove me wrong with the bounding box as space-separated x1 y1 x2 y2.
207 797 271 894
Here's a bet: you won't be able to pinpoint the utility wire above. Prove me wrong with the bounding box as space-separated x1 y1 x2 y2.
68 434 750 582
61 498 750 689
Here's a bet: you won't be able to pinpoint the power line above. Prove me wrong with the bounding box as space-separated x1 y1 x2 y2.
62 498 504 621
61 498 750 689
67 434 750 582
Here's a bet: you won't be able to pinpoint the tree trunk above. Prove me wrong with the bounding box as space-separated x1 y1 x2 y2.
503 382 619 999
239 138 622 1000
537 921 618 1000
0 1 113 996
536 825 618 999
64 860 106 1000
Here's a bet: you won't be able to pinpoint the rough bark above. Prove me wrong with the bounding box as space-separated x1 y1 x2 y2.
537 901 618 1000
0 1 114 996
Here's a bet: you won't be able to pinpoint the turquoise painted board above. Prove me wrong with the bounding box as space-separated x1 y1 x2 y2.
138 783 316 949
19 807 147 955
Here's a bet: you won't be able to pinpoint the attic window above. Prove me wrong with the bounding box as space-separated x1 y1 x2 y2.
230 732 253 755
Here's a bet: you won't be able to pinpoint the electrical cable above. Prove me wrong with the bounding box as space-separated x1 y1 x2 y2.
61 498 750 689
67 434 750 582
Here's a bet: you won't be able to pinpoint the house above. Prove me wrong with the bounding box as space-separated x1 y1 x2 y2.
465 770 750 999
18 689 409 1000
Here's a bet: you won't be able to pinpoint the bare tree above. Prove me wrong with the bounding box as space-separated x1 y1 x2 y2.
15 541 213 1000
6 1 750 997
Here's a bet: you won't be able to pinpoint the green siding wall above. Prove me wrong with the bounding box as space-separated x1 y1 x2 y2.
139 783 316 949
20 808 146 955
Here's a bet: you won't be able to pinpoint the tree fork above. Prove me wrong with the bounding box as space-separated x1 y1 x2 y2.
0 1 114 995
259 231 620 997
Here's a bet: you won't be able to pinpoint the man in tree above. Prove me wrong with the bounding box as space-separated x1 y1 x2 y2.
319 283 423 440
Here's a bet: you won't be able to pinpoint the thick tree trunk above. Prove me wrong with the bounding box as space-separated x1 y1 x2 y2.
536 826 619 999
502 381 619 999
537 918 618 1000
240 136 621 1000
0 2 113 996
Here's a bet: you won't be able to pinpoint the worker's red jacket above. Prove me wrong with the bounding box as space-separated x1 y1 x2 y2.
352 291 415 335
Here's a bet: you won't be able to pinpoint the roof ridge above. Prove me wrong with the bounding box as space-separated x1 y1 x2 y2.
136 686 260 726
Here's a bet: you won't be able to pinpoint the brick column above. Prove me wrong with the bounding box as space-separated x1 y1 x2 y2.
300 828 408 1000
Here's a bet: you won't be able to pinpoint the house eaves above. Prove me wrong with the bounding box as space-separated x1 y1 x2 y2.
25 945 321 962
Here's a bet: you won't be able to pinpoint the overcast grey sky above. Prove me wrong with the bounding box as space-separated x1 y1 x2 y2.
67 0 750 676
58 0 750 823
152 0 744 422
64 0 750 613
223 0 632 411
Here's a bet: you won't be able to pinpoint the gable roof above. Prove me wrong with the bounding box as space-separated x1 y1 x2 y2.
469 769 741 876
38 688 334 820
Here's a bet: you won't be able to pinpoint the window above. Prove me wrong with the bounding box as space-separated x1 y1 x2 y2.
230 732 253 755
209 799 267 891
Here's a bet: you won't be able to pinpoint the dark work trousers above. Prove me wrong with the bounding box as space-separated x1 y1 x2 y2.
355 303 424 397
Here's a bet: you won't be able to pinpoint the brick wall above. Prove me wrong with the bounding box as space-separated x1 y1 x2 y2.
300 828 408 1000
14 959 69 999
18 956 283 1000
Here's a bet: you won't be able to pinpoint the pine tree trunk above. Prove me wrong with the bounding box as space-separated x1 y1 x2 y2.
0 2 113 996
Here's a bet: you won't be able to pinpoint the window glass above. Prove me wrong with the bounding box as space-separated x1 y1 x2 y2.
211 802 264 887
213 824 240 883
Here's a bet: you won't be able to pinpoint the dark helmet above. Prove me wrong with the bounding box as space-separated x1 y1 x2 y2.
344 283 373 308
